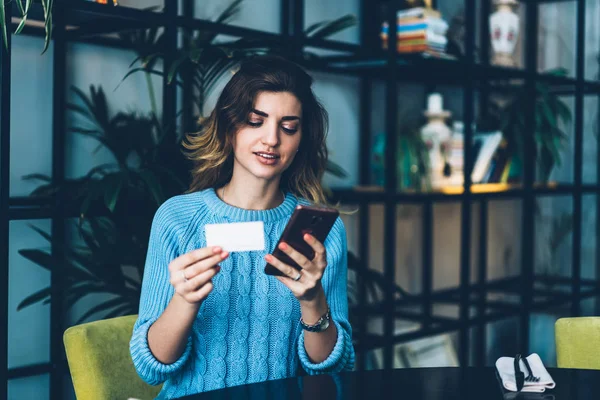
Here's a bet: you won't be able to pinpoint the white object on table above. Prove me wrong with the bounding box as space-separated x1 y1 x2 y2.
496 353 556 393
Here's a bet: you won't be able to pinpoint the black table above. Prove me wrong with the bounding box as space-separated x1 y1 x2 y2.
177 367 600 400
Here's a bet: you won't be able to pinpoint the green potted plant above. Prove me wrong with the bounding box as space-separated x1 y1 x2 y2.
489 68 573 183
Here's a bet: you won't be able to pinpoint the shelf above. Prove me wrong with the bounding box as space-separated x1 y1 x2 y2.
330 183 600 204
9 2 599 93
354 274 600 352
322 53 600 91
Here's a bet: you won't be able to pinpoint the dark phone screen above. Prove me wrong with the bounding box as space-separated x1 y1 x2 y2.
265 206 339 276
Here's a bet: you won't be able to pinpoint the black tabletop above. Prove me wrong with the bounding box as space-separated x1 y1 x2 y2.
176 367 600 400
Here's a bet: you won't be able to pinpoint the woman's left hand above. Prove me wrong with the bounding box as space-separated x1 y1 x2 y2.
264 233 326 303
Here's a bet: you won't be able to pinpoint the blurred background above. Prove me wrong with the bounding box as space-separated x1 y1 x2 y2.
1 0 599 398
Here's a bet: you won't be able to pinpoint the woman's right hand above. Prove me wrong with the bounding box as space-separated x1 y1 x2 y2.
168 246 228 305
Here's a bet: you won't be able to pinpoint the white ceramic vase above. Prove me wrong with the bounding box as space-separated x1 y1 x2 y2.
421 93 452 189
490 0 520 67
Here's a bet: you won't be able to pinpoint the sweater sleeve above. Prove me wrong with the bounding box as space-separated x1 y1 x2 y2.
298 218 356 374
130 200 193 385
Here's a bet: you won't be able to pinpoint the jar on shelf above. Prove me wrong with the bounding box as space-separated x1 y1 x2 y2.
420 93 453 189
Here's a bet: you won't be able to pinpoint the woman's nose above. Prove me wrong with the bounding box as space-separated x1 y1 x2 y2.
261 124 279 147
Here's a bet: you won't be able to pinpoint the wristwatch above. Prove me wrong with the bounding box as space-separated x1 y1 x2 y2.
300 309 331 332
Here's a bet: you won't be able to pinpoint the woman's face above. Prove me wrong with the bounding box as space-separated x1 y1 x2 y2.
231 91 302 185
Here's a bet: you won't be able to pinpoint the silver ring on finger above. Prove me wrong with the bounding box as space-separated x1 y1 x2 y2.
292 270 302 281
181 269 189 283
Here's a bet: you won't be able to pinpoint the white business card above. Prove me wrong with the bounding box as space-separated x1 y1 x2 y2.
204 221 265 252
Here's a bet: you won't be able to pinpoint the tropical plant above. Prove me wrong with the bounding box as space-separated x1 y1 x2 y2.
492 68 573 182
16 85 187 322
0 0 53 53
371 118 431 191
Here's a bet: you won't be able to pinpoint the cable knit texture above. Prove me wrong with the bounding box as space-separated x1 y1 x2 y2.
130 188 355 399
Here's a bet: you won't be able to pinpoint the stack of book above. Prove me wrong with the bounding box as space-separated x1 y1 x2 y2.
381 7 449 56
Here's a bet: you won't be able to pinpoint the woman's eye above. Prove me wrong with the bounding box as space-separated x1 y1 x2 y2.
282 126 298 134
247 120 262 127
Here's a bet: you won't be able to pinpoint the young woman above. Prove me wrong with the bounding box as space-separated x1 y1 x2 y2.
130 55 355 399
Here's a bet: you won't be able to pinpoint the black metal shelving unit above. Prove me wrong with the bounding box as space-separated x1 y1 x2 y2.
1 0 599 399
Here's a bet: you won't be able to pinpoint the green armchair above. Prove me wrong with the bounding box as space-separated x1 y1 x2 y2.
63 314 162 400
555 317 600 370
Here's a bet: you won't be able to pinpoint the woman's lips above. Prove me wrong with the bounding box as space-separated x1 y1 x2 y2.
254 152 280 165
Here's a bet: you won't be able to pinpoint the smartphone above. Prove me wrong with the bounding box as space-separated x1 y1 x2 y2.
264 204 339 276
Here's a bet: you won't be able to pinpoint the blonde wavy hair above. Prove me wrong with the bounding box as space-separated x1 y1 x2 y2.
182 55 329 205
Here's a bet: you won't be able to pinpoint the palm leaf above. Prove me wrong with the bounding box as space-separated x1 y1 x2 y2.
101 303 136 320
215 0 243 24
18 249 53 271
102 174 124 212
305 15 357 40
17 287 51 311
28 224 52 242
21 173 52 182
325 160 348 178
137 169 165 206
75 297 130 324
115 67 183 91
305 21 330 37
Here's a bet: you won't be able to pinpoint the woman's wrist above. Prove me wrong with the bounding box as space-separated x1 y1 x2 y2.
299 288 329 325
173 292 202 319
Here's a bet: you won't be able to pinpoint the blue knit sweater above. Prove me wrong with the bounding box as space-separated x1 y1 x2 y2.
130 188 355 399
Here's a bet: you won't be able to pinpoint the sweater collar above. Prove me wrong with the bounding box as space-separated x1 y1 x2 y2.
201 187 298 222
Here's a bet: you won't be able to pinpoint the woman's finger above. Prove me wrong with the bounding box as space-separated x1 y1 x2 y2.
170 246 223 272
187 282 214 303
185 265 221 292
183 251 228 280
303 234 327 264
265 254 304 280
277 242 313 271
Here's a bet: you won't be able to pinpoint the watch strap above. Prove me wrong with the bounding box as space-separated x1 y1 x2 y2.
300 308 330 332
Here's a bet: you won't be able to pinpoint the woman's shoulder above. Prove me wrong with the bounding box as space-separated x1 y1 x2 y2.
152 190 210 228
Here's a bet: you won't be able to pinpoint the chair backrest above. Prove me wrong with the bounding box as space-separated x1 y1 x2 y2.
555 317 600 370
63 314 162 400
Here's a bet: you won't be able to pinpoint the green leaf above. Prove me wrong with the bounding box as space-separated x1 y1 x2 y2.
66 104 97 124
16 0 25 15
0 0 8 52
137 169 165 206
14 14 28 36
555 100 572 124
541 101 558 128
305 14 357 40
167 55 188 84
305 21 330 37
116 68 184 93
101 303 135 320
325 160 348 178
101 174 124 212
21 173 52 182
14 0 33 35
28 224 53 242
41 0 53 54
75 297 129 324
18 249 53 270
215 0 243 24
17 287 51 311
69 125 103 135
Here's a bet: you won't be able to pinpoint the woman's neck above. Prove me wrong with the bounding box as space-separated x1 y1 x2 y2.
220 177 284 210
